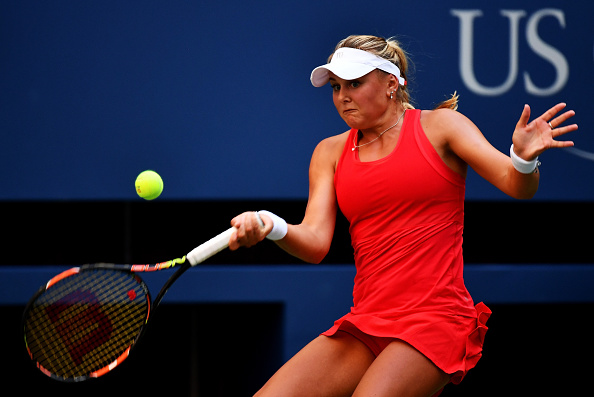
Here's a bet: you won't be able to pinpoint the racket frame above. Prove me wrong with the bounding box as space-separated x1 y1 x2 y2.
23 227 236 382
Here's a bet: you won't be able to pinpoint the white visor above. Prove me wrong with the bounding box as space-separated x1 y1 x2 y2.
310 47 406 87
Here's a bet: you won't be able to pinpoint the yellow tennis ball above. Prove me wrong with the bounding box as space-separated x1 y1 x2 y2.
135 170 163 200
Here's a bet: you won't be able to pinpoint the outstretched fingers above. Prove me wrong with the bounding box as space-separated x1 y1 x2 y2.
549 128 576 148
543 104 578 147
513 102 578 159
539 102 568 123
549 109 575 129
516 104 532 129
541 103 577 130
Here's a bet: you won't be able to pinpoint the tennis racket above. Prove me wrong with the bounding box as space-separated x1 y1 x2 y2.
22 226 236 382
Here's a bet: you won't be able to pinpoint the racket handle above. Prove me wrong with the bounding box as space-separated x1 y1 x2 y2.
186 227 235 266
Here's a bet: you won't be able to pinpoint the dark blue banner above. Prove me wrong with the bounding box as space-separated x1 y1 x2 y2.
1 1 591 200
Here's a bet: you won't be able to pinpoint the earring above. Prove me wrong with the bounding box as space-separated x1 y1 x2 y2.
390 90 395 99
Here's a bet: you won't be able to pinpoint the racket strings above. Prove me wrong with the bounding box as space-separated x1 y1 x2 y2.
24 269 149 380
27 272 147 378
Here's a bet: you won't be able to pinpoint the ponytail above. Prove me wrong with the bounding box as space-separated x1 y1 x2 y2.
434 91 459 111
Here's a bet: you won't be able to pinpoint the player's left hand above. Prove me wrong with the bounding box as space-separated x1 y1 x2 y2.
512 102 578 160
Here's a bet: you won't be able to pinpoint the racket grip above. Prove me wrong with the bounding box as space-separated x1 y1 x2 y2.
186 227 235 266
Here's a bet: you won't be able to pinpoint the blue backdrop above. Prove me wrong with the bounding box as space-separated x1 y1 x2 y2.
1 0 592 201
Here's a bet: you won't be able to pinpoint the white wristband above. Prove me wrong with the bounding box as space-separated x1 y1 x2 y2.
510 144 540 174
258 210 288 241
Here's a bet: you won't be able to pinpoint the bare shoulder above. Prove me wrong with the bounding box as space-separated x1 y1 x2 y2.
316 130 350 152
420 108 488 177
312 130 350 169
421 108 477 132
421 108 486 146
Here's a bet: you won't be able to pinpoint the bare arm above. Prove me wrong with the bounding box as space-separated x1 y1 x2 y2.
274 137 339 263
230 134 346 263
428 103 577 199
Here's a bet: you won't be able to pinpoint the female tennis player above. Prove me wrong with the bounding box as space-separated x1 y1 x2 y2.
230 34 578 396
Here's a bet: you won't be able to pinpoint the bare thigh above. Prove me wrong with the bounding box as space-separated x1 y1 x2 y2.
254 331 375 397
353 340 451 397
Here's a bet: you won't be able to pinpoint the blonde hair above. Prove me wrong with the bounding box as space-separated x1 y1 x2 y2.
331 35 458 111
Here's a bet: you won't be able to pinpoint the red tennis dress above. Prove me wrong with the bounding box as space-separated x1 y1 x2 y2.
325 109 491 384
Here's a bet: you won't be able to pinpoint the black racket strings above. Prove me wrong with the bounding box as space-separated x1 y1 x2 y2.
24 268 150 379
